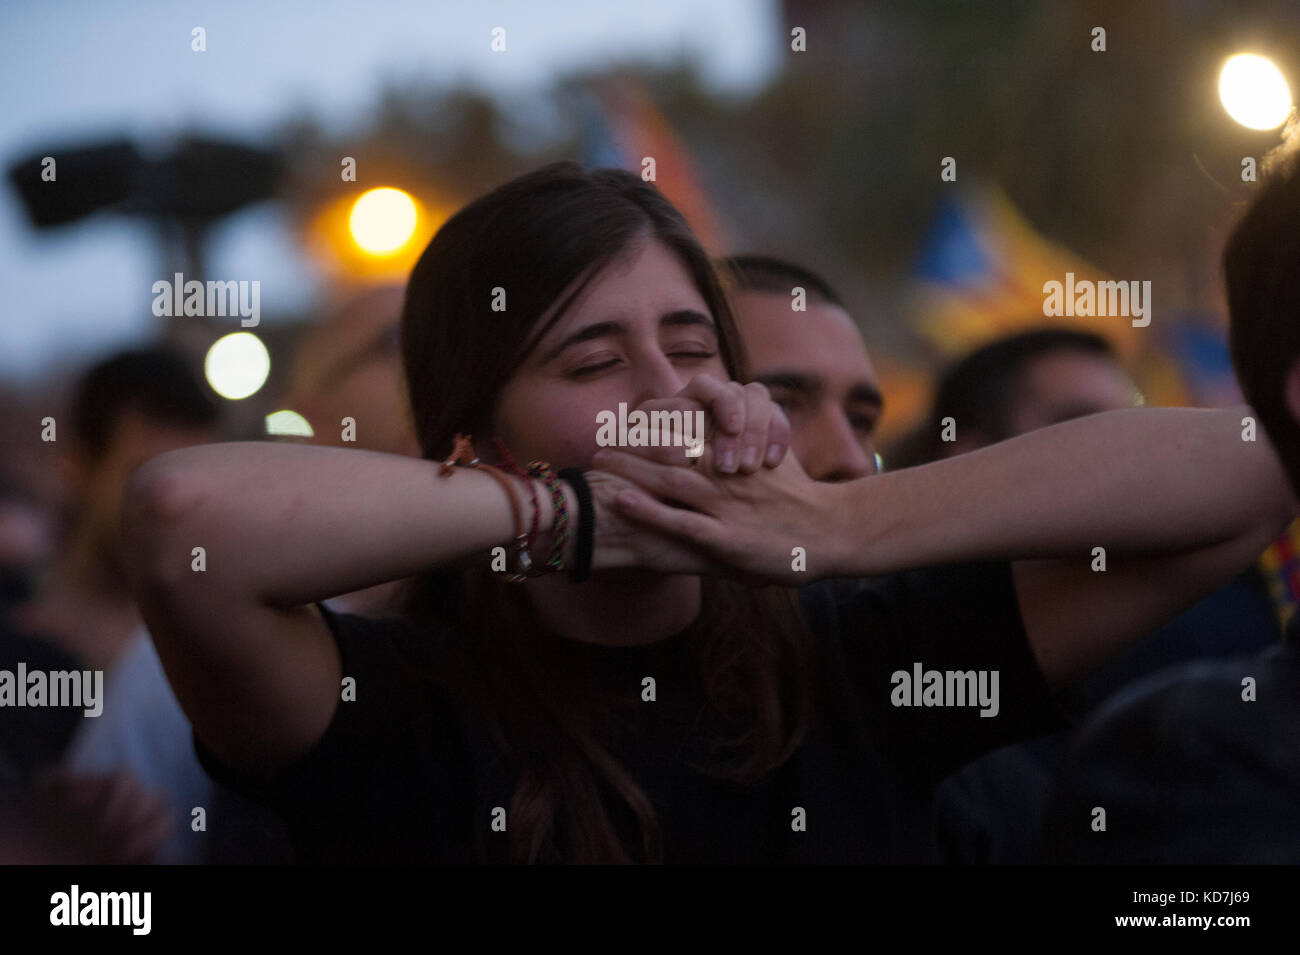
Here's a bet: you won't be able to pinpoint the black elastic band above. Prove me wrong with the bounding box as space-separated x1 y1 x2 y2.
557 468 594 583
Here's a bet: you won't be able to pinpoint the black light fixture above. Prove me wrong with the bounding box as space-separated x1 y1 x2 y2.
7 134 284 279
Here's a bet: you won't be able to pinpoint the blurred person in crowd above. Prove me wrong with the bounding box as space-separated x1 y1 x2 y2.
9 345 222 672
888 328 1142 467
908 329 1278 862
0 473 54 616
718 255 882 483
0 766 172 864
904 328 1279 705
1043 140 1300 862
1 473 88 785
2 344 219 863
121 163 1296 863
65 288 420 863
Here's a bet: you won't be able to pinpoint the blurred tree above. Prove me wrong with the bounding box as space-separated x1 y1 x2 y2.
267 0 1300 372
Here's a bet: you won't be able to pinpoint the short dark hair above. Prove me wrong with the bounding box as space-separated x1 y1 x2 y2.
1225 142 1300 494
69 343 221 460
717 254 844 308
931 327 1117 446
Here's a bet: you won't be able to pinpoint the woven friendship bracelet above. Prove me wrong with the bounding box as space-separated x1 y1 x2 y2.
491 437 541 576
439 433 533 582
439 434 590 582
528 461 569 571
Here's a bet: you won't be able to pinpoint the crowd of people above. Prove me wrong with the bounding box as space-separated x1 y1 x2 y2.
2 152 1299 863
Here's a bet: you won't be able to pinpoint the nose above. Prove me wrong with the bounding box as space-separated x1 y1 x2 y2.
629 345 690 406
801 402 874 482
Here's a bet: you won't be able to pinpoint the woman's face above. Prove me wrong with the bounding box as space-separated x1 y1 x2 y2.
491 237 730 469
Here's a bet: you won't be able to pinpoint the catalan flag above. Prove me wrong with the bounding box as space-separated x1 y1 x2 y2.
1259 520 1300 634
913 187 1150 372
577 79 726 253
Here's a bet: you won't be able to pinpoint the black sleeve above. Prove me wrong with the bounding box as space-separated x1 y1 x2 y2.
814 561 1071 792
192 602 453 831
0 623 87 776
1041 649 1300 863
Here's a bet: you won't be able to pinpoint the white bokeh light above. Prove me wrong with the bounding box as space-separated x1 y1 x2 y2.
205 332 271 400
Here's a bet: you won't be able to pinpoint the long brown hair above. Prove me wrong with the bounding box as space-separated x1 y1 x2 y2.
396 162 819 863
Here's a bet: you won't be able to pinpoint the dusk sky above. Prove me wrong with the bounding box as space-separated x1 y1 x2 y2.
0 0 778 382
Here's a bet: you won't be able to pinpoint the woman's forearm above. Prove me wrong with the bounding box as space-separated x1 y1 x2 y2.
831 405 1299 577
123 441 566 608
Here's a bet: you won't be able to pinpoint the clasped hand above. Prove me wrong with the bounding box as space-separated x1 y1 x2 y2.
585 373 843 586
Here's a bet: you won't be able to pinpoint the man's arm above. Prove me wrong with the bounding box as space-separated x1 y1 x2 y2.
831 404 1299 686
596 403 1297 685
1011 524 1284 686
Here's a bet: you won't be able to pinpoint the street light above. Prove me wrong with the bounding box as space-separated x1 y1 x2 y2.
1219 53 1293 130
349 187 419 255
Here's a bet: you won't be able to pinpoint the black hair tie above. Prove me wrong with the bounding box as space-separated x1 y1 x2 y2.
558 468 594 583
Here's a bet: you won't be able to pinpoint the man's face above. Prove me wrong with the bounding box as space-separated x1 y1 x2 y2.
730 289 883 482
1001 350 1143 437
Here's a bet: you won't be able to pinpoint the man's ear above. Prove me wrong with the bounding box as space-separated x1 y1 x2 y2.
1284 358 1300 428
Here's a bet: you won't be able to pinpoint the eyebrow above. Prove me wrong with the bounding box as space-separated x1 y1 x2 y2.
754 371 884 409
539 309 717 364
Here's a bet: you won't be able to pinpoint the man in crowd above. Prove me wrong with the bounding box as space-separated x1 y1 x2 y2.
719 254 883 483
1043 144 1300 862
2 344 221 862
65 287 419 862
896 328 1279 862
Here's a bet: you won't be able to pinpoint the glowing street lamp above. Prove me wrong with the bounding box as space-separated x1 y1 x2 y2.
1219 53 1293 130
348 187 419 255
305 183 447 281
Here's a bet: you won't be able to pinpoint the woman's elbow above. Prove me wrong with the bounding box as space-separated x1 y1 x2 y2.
121 456 206 595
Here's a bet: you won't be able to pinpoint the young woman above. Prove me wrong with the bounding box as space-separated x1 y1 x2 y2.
123 162 1297 864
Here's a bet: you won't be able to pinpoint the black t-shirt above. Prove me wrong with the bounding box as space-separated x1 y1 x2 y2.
194 561 1068 863
1041 614 1300 864
0 615 88 795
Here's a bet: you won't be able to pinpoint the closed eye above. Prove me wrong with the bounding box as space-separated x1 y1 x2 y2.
569 359 622 378
569 350 716 378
